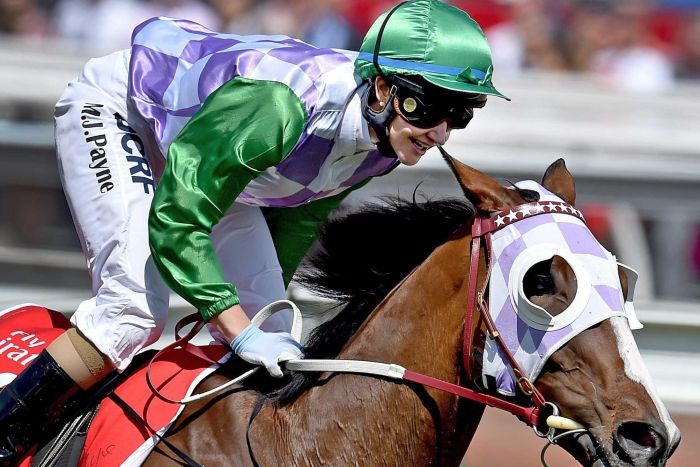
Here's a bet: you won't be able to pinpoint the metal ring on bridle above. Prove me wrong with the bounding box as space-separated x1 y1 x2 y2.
540 427 590 467
517 376 535 396
533 401 559 439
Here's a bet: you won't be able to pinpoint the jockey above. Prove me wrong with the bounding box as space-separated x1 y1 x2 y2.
0 0 507 461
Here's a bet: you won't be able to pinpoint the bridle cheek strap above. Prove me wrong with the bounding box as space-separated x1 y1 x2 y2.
464 214 547 408
463 215 483 381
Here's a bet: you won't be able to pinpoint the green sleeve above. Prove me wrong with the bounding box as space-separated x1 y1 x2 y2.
263 179 371 286
149 77 307 321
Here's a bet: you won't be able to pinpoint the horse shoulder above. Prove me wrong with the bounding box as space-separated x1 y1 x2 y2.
142 373 260 467
249 373 442 466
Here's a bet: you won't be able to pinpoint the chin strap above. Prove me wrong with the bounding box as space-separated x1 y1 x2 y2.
361 82 397 158
361 0 406 159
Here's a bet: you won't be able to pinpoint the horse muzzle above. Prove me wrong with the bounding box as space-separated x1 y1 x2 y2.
614 420 671 466
562 419 676 467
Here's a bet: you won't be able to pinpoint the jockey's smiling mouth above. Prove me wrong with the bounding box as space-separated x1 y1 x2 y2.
390 116 450 166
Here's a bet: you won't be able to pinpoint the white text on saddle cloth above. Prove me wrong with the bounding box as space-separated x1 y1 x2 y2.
481 181 642 396
0 331 45 386
0 305 71 387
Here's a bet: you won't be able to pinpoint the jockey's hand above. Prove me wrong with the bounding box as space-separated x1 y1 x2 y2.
230 324 303 378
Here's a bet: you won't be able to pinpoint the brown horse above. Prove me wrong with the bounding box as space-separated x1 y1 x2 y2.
143 156 680 467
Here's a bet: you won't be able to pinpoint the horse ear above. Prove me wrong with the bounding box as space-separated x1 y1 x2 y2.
542 158 576 206
440 149 525 212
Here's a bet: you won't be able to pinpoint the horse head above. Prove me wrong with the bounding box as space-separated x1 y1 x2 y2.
443 153 681 466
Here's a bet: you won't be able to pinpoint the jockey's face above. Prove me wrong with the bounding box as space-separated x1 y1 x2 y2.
372 76 453 166
388 107 450 166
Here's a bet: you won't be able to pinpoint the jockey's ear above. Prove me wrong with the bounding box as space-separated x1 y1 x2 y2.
373 76 392 104
542 158 576 206
440 148 526 212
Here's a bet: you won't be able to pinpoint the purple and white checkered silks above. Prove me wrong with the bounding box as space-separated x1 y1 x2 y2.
482 181 642 396
128 18 396 208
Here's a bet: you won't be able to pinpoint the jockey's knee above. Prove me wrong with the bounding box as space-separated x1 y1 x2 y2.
71 290 169 371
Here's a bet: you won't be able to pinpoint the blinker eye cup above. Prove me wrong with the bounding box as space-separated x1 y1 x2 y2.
394 90 474 130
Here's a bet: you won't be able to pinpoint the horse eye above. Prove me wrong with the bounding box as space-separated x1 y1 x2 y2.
534 274 555 292
523 259 556 298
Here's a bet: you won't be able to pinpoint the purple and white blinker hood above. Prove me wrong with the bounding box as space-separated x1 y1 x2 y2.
481 181 642 396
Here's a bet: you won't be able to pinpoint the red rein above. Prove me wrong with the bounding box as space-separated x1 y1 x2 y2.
150 205 589 430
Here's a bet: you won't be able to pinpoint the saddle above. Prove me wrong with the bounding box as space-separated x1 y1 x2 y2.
0 304 231 467
0 296 339 466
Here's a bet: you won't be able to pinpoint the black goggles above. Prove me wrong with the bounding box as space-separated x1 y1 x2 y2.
387 75 477 130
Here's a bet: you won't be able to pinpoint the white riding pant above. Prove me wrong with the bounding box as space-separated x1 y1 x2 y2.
54 50 291 371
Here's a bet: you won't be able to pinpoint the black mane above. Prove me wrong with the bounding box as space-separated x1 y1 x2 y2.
272 196 475 403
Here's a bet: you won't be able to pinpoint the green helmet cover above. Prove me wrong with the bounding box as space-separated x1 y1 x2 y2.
355 0 509 100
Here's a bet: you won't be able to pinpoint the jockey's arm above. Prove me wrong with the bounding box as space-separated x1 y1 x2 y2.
209 181 370 342
148 77 307 334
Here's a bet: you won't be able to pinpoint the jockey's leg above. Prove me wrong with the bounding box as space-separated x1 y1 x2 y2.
49 328 113 390
0 49 169 463
0 329 113 462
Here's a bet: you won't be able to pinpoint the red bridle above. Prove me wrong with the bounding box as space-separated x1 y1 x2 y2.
150 202 586 432
407 201 584 428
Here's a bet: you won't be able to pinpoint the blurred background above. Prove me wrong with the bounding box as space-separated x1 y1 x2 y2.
0 0 698 465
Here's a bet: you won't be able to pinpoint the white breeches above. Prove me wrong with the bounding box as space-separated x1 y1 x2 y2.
55 51 290 371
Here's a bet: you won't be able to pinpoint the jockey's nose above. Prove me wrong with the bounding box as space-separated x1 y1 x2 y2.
614 420 668 464
427 120 449 146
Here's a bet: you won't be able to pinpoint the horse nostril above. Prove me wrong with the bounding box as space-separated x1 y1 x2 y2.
615 421 667 462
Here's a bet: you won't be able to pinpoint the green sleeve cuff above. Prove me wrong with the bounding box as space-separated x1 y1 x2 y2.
199 293 241 321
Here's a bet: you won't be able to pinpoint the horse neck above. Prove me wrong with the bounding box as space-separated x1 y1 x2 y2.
331 229 484 464
338 226 477 376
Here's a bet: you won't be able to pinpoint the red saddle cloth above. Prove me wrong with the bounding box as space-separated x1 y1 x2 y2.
0 304 230 467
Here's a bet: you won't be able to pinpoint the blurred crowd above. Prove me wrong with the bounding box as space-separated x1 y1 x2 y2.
2 0 700 91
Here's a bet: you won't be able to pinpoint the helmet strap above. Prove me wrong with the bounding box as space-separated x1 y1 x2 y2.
363 0 407 158
362 81 397 157
372 1 408 79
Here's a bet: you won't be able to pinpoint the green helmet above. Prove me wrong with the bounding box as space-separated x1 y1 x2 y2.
354 0 509 101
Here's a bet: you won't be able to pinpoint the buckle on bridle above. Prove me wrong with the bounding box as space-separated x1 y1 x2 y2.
517 376 535 396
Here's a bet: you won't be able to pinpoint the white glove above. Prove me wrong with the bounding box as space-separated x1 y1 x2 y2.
230 324 303 378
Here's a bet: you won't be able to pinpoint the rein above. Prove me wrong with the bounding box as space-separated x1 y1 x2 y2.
139 204 595 467
146 202 588 438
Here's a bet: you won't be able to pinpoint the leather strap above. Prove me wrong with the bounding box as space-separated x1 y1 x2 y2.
480 201 584 235
463 215 485 381
464 214 547 408
246 395 267 467
402 370 541 426
146 300 303 404
282 358 545 427
109 393 203 467
145 313 217 404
